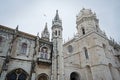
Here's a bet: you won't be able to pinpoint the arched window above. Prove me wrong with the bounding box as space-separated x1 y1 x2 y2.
6 68 28 80
103 44 107 56
58 30 60 36
70 72 80 80
82 27 85 35
21 43 27 54
38 73 49 80
0 36 3 46
84 47 89 59
55 30 57 36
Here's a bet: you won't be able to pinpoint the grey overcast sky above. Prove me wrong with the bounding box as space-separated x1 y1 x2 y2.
0 0 120 42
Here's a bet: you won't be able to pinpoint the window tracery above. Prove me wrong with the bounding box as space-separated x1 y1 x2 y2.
6 69 27 80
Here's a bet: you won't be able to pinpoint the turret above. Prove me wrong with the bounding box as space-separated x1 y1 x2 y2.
52 10 62 39
51 10 64 80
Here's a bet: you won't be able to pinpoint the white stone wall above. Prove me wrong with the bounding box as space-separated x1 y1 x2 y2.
7 59 31 74
35 64 51 80
11 37 35 60
92 65 112 80
0 32 13 57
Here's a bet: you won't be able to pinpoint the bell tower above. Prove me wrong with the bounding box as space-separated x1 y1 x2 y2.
76 8 100 36
75 8 113 80
51 10 64 80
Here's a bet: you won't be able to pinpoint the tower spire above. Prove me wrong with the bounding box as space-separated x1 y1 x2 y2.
41 22 50 41
54 10 60 20
51 10 64 80
52 10 62 28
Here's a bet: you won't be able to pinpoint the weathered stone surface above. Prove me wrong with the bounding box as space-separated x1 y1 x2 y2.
0 8 120 80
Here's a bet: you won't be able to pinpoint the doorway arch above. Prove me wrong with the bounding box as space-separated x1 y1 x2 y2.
6 68 28 80
70 72 80 80
38 73 49 80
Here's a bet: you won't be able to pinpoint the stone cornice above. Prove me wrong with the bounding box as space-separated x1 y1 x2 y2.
0 25 14 34
0 25 36 40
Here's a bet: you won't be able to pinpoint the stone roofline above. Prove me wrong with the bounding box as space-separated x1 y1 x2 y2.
0 25 36 39
0 25 52 44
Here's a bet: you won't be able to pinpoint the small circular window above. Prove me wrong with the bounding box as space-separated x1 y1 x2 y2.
68 45 73 53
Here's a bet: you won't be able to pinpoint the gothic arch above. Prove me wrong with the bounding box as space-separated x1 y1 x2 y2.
5 68 29 80
70 72 80 80
37 73 49 80
86 65 93 80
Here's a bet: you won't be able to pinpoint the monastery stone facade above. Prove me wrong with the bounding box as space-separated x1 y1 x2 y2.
0 8 120 80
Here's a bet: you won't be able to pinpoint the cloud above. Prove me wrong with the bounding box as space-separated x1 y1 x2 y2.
0 0 120 42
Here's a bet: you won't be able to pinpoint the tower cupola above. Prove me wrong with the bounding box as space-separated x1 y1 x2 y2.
76 8 100 36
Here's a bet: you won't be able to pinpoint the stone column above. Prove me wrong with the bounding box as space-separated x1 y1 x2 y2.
0 71 7 80
31 73 36 80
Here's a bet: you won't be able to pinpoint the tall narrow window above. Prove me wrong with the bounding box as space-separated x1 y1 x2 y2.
55 30 57 36
0 36 2 46
82 27 85 35
84 47 89 59
103 44 107 56
21 43 27 54
58 30 60 36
